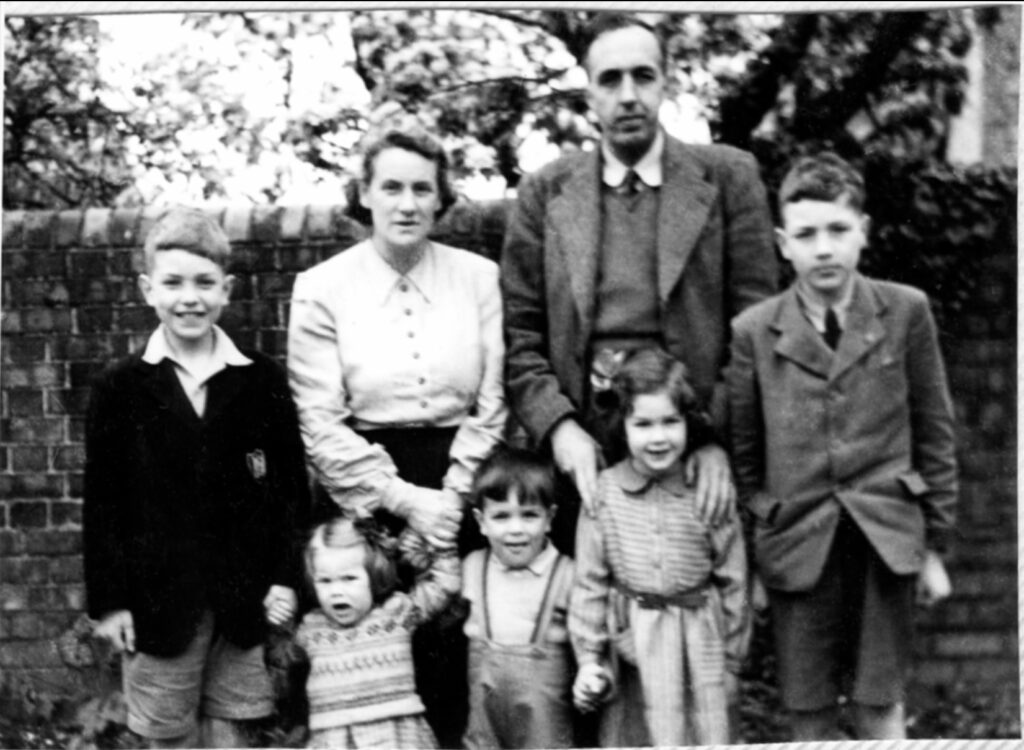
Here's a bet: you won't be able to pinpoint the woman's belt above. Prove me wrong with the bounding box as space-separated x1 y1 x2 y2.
614 580 708 610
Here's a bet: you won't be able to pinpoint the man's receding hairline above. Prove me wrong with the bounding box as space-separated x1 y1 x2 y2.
583 23 666 76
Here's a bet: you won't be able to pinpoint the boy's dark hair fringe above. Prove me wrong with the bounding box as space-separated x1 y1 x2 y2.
778 151 866 211
470 445 558 511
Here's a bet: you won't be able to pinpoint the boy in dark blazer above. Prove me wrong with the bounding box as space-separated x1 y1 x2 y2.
726 153 958 740
84 208 310 748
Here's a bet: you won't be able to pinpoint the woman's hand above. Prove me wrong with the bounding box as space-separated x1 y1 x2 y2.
264 585 297 626
93 610 135 654
407 488 462 550
573 662 612 713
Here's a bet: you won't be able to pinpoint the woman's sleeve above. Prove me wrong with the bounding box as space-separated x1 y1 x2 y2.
442 260 508 495
287 271 437 519
568 485 612 666
709 512 751 673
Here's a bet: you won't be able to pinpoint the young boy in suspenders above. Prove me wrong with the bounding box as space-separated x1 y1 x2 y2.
460 447 577 749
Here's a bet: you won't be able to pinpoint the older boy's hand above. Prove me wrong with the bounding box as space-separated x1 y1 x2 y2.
264 585 297 626
916 549 952 607
750 573 769 612
725 670 740 706
94 609 135 653
685 443 736 526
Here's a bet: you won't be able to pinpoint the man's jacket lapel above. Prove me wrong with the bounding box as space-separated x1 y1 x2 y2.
552 150 602 345
657 139 717 303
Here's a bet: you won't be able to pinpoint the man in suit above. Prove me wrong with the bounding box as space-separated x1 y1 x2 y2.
726 152 957 740
501 12 778 546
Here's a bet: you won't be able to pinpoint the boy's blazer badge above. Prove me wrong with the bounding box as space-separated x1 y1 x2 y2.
246 449 267 480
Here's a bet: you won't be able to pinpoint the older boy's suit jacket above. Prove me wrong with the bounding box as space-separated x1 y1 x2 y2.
84 350 310 656
502 134 778 442
727 274 958 592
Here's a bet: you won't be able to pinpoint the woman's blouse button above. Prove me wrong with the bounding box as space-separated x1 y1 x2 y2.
399 283 409 292
408 331 415 338
420 400 428 408
413 352 420 359
404 309 413 316
418 377 426 385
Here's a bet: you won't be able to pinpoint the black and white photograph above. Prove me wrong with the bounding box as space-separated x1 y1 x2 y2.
0 2 1019 748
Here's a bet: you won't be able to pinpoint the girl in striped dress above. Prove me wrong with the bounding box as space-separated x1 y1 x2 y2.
295 516 460 749
569 347 751 746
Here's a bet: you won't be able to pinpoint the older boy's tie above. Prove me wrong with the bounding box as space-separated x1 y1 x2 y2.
824 307 842 350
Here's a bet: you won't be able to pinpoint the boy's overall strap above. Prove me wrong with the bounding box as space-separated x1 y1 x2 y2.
480 548 493 641
529 554 571 646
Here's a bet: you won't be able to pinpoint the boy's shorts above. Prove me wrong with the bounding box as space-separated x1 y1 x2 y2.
767 511 915 712
122 610 274 740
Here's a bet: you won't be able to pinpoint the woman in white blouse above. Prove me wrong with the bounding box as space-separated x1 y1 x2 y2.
286 126 506 746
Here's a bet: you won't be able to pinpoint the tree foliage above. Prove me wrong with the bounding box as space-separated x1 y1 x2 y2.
3 16 132 208
0 7 993 209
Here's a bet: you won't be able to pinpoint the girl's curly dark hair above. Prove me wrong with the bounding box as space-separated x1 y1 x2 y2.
606 347 715 457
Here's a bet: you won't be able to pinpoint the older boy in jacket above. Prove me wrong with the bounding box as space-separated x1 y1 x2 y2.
84 208 310 748
727 153 957 740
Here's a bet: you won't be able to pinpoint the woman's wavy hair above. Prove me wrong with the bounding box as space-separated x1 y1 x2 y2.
304 515 399 606
607 347 715 457
344 127 458 226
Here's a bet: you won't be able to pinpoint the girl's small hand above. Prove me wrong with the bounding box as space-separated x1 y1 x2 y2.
264 585 297 626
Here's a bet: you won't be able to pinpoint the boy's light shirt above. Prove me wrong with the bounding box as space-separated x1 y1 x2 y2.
465 541 564 645
142 324 252 417
601 128 664 189
795 272 857 334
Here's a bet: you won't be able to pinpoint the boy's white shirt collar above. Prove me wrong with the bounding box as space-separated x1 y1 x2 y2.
795 273 858 333
601 129 665 189
494 539 558 577
142 323 252 380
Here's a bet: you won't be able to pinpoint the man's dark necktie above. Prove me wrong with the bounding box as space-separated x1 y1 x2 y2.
824 307 842 350
620 169 642 210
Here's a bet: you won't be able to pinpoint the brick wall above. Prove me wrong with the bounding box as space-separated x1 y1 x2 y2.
0 200 1017 716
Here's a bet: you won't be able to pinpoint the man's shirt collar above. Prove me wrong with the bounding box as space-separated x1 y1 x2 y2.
601 129 664 189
